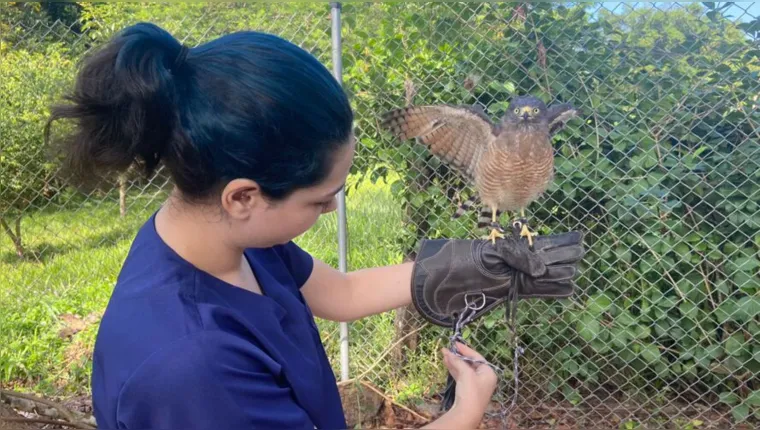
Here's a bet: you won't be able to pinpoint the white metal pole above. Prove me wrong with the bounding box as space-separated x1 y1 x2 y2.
330 1 350 383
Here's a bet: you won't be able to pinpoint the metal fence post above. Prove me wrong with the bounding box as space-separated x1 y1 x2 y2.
330 1 350 383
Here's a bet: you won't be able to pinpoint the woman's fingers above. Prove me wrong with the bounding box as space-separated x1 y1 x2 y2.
441 348 471 380
442 343 499 380
453 342 486 362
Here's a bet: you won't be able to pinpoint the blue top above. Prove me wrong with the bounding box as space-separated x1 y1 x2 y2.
91 213 346 429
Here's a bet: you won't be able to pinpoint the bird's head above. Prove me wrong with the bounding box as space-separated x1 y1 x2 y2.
502 96 548 125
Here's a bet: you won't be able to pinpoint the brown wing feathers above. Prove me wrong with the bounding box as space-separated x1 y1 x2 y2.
380 105 495 178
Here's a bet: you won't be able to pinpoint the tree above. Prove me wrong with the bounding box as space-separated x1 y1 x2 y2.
0 45 75 258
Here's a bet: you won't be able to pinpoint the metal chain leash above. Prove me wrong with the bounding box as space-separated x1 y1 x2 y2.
447 290 525 429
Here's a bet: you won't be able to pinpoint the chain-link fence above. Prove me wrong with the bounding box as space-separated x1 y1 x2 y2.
2 2 759 429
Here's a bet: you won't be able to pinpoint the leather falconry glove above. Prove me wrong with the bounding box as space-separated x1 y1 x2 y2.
411 229 586 329
410 228 585 413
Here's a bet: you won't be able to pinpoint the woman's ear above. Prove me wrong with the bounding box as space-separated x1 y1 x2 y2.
220 179 266 220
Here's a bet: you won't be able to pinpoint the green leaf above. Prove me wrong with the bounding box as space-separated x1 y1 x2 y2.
733 256 759 272
736 297 760 322
657 296 678 310
732 403 750 423
716 299 740 324
725 334 746 357
719 391 739 406
611 326 633 349
590 340 610 354
679 302 698 319
562 385 582 405
483 313 497 329
390 180 404 196
641 343 661 364
616 310 637 327
586 293 613 316
562 359 580 375
746 390 760 407
674 242 691 258
633 324 651 340
577 314 601 342
547 377 560 394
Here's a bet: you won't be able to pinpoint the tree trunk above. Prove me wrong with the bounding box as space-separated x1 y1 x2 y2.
1 215 24 258
119 174 127 218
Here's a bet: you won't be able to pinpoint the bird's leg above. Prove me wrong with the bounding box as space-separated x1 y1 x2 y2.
486 207 505 245
512 208 537 247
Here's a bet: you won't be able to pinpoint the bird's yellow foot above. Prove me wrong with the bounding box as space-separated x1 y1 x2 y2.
486 227 505 244
513 219 537 247
484 222 506 244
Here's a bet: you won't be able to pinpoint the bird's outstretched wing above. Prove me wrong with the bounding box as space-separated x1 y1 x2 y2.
380 104 497 179
547 103 579 135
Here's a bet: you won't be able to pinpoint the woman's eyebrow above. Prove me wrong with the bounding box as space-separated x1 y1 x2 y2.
322 183 345 198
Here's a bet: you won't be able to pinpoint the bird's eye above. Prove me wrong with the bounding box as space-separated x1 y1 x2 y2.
533 108 540 114
513 108 520 114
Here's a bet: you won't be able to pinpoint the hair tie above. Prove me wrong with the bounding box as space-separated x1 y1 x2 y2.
173 45 190 70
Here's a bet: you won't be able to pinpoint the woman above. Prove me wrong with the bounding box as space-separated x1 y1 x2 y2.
46 22 584 429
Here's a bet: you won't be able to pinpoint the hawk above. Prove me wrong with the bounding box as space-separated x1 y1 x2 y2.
380 95 578 246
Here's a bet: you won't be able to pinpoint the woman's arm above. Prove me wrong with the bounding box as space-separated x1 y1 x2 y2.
419 404 482 429
300 260 499 429
300 258 413 322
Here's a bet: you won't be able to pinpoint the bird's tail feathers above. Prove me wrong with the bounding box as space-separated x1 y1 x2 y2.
452 196 503 228
452 195 477 219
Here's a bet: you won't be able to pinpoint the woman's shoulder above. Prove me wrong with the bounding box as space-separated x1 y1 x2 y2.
248 240 315 289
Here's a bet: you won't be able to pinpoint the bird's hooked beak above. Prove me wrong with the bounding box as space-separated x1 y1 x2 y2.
519 106 532 120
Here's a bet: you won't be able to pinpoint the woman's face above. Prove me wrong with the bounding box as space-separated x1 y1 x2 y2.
220 136 356 249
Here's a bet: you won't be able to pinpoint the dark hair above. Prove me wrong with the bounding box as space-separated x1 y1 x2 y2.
46 22 354 202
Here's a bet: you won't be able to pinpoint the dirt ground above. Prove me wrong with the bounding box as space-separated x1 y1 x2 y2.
0 402 38 430
338 382 757 429
2 384 757 429
0 391 93 430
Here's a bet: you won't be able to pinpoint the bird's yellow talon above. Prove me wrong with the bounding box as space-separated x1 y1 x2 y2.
486 228 505 244
519 223 537 247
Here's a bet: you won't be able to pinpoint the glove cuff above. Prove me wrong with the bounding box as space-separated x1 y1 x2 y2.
411 239 513 328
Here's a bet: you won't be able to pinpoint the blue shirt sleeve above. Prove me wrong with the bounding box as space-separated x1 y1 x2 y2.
115 330 315 429
276 241 314 288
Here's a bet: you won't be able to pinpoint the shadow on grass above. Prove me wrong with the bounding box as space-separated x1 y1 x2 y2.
0 226 136 265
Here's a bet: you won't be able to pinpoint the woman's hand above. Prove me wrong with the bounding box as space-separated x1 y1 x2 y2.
444 342 498 413
422 342 498 429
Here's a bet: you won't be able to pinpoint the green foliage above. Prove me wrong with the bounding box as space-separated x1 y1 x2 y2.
0 2 83 53
1 1 759 424
339 1 760 417
0 44 75 256
78 3 333 63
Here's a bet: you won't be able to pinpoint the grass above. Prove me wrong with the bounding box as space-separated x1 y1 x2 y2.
0 172 444 402
2 173 745 429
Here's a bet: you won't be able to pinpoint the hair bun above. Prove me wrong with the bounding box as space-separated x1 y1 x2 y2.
46 22 190 188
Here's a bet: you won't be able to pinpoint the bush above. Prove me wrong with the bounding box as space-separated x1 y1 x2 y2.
0 44 75 257
341 2 760 420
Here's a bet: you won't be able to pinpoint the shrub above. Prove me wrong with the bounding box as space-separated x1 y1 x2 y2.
0 44 74 257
